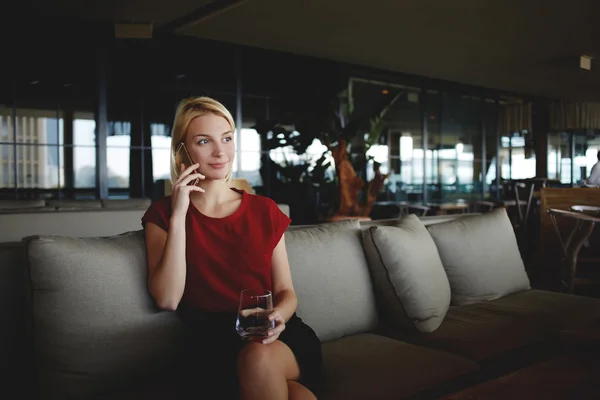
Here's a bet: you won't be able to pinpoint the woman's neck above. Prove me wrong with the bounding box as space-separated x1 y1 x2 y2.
190 180 234 208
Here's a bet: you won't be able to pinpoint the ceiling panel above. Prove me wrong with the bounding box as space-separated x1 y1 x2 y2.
26 0 215 25
14 0 600 100
176 0 600 100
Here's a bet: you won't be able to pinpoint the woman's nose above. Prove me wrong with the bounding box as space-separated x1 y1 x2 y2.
212 143 225 156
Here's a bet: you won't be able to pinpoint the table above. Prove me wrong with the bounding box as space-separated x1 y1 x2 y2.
426 202 469 215
548 208 600 293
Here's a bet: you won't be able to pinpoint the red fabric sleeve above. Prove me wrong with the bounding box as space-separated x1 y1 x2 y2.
269 200 292 251
141 197 171 232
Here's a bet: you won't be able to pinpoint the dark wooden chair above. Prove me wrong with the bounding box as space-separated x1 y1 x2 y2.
406 204 430 216
547 208 600 293
540 188 600 293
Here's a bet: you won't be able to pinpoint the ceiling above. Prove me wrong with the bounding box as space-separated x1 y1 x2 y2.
22 0 600 101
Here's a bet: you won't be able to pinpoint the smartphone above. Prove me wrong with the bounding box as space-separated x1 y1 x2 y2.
175 142 200 185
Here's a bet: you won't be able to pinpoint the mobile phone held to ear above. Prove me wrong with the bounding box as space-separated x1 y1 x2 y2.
175 142 201 186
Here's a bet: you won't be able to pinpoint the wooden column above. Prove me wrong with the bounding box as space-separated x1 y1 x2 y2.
95 47 109 199
533 100 549 178
63 109 74 198
129 112 143 198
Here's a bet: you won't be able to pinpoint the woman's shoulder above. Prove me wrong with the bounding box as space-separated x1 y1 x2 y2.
141 196 172 231
243 193 290 226
244 192 279 211
148 195 172 211
144 196 173 220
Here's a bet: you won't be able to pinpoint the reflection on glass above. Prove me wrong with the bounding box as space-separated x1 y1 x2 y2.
235 151 262 187
389 132 424 202
151 135 172 182
483 99 499 199
436 93 483 202
74 118 96 188
379 88 424 203
268 137 333 184
365 144 389 182
573 133 600 184
14 144 64 188
235 129 262 174
0 111 15 188
8 109 64 145
0 108 64 189
547 132 571 183
500 135 536 181
549 131 600 184
107 135 130 188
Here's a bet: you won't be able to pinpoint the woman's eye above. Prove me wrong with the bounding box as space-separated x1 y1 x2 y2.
223 136 233 143
197 139 209 145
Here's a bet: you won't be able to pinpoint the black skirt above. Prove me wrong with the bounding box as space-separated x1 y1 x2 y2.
177 309 322 399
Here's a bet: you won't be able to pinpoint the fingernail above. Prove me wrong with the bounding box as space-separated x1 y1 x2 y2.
268 331 273 336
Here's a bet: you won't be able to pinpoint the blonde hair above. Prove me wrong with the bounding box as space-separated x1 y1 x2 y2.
170 96 236 183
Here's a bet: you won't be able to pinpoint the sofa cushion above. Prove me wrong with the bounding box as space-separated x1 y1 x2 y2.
393 289 600 365
24 231 185 399
0 242 28 394
488 289 600 337
362 215 450 332
426 208 530 305
320 333 479 400
285 219 378 342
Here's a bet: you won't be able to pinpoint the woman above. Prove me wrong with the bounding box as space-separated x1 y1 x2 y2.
141 96 321 400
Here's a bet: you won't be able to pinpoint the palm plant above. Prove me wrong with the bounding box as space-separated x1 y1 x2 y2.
254 79 401 218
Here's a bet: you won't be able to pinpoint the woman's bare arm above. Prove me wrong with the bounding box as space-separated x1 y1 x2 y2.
270 234 298 322
145 163 204 310
145 216 188 310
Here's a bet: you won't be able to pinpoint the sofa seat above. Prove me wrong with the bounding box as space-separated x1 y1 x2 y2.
95 333 481 400
319 333 479 400
94 378 178 400
392 289 600 366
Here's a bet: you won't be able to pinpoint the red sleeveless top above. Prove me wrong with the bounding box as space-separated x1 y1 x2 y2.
141 190 291 313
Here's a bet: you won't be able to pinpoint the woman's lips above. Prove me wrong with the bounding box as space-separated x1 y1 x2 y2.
208 162 227 169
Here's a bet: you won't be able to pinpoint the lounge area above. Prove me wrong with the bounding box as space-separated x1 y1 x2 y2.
2 208 600 399
2 1 600 399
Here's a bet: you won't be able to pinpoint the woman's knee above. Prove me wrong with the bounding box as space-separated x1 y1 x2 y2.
237 342 274 373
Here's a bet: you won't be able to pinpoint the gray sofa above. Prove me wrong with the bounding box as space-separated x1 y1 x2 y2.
2 208 600 399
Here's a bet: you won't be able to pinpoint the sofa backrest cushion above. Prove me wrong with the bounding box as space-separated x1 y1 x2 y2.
284 219 378 342
24 231 185 398
426 208 530 305
362 215 451 332
0 242 28 390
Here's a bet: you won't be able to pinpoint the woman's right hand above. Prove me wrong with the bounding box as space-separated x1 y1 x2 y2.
171 163 205 219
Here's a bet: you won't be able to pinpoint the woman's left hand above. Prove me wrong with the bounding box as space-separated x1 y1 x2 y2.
262 310 286 344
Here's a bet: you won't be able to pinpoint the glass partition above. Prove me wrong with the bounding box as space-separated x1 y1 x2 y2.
548 131 600 184
436 93 483 202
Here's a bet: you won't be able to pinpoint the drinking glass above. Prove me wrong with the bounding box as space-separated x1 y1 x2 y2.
235 288 275 341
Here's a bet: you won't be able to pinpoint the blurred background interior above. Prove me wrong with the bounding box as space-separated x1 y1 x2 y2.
2 0 600 294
